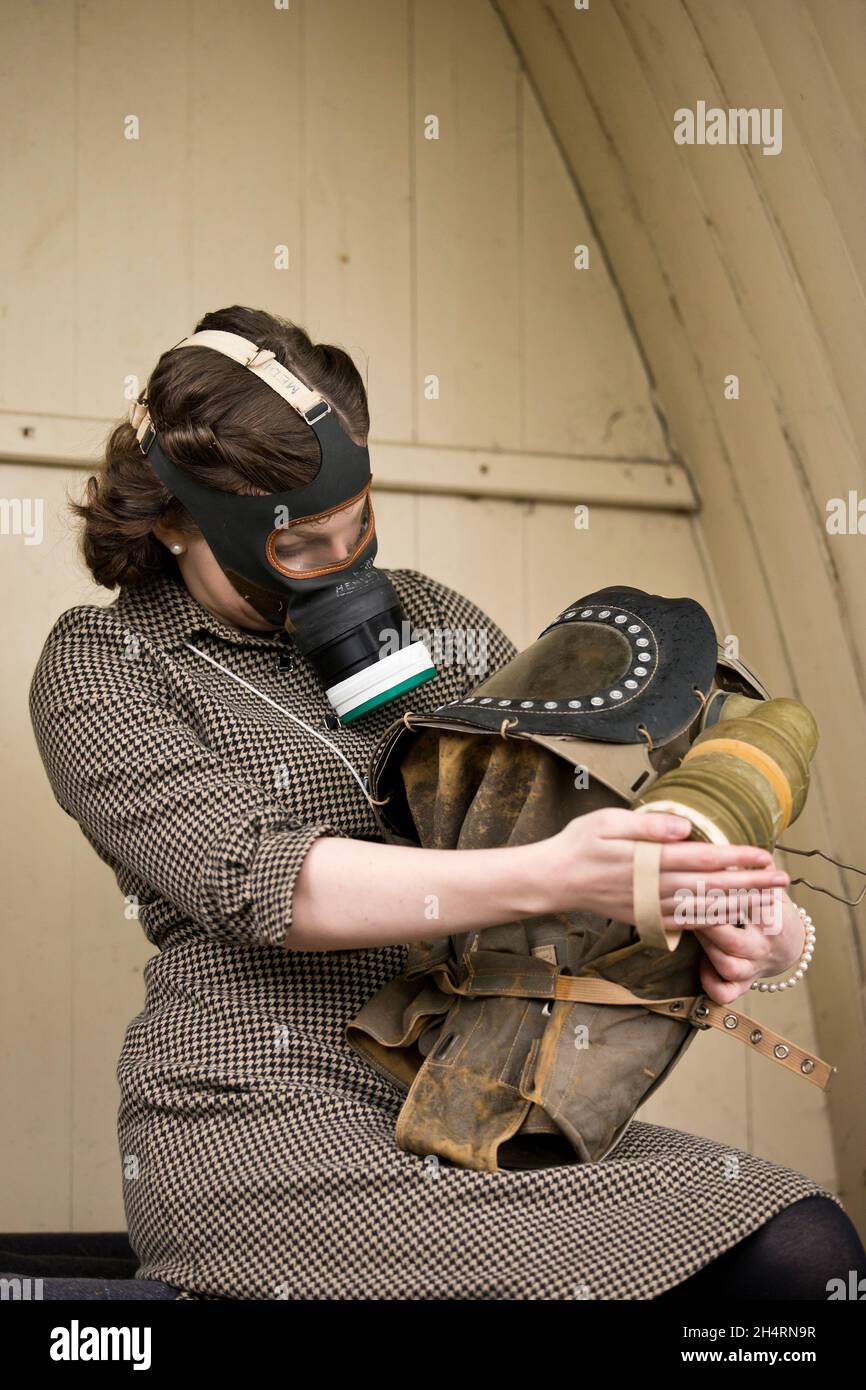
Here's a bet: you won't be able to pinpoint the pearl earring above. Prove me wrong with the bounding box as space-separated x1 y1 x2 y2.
171 543 185 555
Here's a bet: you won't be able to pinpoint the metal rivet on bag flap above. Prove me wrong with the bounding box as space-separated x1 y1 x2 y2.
669 1000 684 1012
750 1029 763 1044
774 1043 790 1060
801 1058 815 1074
724 1014 739 1029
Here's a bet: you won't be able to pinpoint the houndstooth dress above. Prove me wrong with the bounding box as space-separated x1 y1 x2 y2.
29 565 841 1300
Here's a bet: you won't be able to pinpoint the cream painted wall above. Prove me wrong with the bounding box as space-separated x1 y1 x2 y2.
0 0 849 1234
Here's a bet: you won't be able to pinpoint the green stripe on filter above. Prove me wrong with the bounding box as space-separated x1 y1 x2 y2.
338 666 438 723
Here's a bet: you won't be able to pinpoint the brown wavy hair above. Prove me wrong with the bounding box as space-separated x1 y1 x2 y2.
73 305 371 588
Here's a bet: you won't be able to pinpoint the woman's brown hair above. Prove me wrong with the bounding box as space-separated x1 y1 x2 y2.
73 305 370 588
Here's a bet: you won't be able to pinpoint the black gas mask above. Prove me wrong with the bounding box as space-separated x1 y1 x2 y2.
129 329 437 722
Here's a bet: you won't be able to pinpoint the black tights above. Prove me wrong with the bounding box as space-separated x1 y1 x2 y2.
655 1195 866 1300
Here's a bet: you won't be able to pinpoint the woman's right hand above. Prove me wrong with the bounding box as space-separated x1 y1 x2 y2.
538 807 789 930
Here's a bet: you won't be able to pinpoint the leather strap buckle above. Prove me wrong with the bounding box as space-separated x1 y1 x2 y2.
138 421 156 456
303 400 331 425
688 994 712 1029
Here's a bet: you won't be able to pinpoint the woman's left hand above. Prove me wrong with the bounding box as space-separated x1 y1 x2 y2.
691 882 807 1005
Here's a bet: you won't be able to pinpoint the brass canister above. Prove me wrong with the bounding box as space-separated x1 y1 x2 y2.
632 696 818 849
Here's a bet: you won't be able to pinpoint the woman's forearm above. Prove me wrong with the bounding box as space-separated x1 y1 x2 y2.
286 808 788 954
286 834 551 952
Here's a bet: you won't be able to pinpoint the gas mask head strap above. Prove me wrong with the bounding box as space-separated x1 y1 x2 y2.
127 328 372 521
130 328 328 438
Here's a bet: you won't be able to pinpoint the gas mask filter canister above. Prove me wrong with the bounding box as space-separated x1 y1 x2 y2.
128 329 437 722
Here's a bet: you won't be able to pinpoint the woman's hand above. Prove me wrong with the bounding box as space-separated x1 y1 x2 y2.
689 886 806 1005
539 808 794 1004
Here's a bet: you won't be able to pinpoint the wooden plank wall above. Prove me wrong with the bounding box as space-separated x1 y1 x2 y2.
0 0 842 1232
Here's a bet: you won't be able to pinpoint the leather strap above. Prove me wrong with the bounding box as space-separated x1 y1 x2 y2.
426 964 835 1090
175 330 325 415
128 329 328 447
632 839 682 952
551 973 833 1089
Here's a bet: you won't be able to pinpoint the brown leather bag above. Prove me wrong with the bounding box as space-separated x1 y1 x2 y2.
345 587 834 1172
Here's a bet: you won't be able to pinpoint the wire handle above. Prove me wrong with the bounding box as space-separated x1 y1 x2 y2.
776 843 866 907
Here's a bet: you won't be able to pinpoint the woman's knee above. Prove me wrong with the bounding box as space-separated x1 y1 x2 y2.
656 1195 866 1301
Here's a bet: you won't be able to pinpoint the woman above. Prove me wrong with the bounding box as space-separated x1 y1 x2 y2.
29 305 864 1301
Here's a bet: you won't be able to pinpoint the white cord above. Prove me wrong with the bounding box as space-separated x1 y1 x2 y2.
182 640 373 807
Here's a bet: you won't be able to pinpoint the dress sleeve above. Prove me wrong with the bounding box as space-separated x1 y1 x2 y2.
28 616 345 950
389 568 520 694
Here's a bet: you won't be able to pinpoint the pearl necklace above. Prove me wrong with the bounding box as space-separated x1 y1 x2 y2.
751 902 815 992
